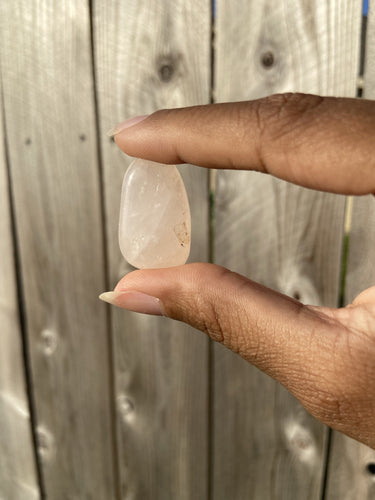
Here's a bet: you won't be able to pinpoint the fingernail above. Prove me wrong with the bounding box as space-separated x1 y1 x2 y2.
99 290 164 316
106 115 149 137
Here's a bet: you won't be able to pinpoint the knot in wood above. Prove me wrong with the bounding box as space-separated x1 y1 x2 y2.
158 63 174 82
117 394 135 422
40 328 58 356
156 53 182 83
261 51 275 68
36 426 55 462
284 421 316 463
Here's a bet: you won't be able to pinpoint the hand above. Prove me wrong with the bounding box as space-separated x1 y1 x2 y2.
101 93 375 449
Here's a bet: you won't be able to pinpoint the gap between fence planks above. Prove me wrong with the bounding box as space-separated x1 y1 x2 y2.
213 1 361 499
93 1 211 498
325 2 375 498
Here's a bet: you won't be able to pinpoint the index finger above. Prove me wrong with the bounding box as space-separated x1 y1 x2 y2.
113 93 375 195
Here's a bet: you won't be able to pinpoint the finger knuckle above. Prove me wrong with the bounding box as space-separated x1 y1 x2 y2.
201 301 226 344
192 265 243 347
259 92 325 139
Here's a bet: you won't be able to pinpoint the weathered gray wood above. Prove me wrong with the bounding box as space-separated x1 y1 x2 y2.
0 2 116 498
93 1 210 498
214 1 361 499
0 73 40 500
325 2 375 498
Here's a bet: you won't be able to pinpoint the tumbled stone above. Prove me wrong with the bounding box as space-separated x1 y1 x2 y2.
119 159 191 269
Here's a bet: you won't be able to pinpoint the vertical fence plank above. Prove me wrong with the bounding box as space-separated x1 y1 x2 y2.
93 1 210 498
325 2 375 498
214 1 361 499
0 76 40 500
0 2 116 498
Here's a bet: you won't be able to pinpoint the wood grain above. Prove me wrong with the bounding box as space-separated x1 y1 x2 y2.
1 1 371 497
325 2 375 498
93 1 210 498
0 71 40 500
0 2 116 498
214 1 361 499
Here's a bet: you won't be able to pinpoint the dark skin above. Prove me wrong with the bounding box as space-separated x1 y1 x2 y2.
101 93 375 449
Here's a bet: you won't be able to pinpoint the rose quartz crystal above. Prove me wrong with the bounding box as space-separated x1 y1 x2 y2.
119 159 191 269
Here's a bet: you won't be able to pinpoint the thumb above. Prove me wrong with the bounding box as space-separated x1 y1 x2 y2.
100 263 340 394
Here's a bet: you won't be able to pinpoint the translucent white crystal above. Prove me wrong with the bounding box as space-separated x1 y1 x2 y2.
119 159 191 269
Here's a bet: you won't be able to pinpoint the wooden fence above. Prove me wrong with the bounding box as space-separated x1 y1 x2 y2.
1 1 375 498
